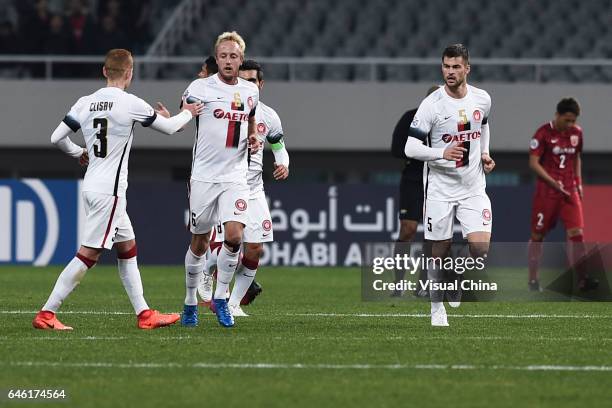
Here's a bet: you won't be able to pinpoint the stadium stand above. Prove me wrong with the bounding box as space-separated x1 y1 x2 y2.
1 0 611 81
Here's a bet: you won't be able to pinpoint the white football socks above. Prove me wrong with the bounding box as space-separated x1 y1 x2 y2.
117 256 149 315
42 257 89 312
215 244 239 300
228 259 257 306
184 248 204 306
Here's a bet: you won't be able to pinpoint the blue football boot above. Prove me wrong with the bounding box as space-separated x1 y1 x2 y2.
213 298 235 327
181 304 198 327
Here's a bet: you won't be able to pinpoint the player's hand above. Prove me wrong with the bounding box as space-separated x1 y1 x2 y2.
481 153 495 174
78 149 89 167
273 163 289 180
554 180 571 196
248 133 261 153
181 97 204 117
443 142 467 161
155 102 171 118
577 184 584 200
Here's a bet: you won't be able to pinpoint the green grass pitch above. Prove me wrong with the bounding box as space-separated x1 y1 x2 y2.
1 265 611 407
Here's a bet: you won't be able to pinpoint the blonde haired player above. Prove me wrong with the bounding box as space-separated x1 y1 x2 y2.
33 49 203 330
199 59 289 317
181 32 260 328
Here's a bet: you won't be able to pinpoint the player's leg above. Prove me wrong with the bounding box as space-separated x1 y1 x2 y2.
113 205 179 329
33 245 101 330
455 194 493 306
393 173 422 296
183 180 217 326
228 243 262 317
561 192 597 290
424 199 454 326
228 195 272 313
528 194 558 291
212 182 249 327
34 191 111 330
198 224 222 305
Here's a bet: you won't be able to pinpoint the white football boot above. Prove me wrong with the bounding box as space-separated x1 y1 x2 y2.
431 302 449 327
228 303 249 317
197 273 213 303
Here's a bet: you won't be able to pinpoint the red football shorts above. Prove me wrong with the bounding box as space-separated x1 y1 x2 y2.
531 190 583 234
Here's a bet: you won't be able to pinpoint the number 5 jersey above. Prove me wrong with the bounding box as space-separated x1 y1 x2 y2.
409 85 492 201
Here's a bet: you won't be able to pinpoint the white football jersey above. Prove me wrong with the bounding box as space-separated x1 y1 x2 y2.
248 101 283 198
410 84 491 201
184 74 259 183
63 86 157 197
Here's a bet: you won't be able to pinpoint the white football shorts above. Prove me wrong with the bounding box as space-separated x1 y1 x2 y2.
423 193 492 241
81 191 135 250
188 180 249 234
208 195 273 243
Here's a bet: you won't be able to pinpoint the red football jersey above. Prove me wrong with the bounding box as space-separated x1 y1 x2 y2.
529 121 583 197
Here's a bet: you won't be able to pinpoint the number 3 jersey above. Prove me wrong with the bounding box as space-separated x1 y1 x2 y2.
529 122 583 197
183 74 259 184
409 84 491 201
63 86 157 197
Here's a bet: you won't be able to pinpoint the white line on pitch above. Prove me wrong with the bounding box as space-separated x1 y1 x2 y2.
2 361 612 372
3 311 612 319
0 336 610 342
285 313 612 319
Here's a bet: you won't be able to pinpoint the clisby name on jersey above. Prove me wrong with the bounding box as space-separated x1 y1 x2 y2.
90 101 114 112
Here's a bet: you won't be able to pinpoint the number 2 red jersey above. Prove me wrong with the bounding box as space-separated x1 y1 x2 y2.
529 122 583 197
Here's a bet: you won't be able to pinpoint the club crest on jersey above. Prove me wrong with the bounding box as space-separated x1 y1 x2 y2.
262 219 272 232
231 92 244 111
570 135 579 147
473 110 482 121
235 199 247 211
247 96 254 110
257 122 267 135
482 209 492 222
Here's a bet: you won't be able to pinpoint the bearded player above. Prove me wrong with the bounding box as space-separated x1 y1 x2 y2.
404 44 495 326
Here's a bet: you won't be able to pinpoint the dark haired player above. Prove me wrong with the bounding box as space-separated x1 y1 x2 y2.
404 44 495 326
527 97 598 292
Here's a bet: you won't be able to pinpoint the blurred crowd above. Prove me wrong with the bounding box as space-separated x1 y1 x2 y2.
0 0 153 55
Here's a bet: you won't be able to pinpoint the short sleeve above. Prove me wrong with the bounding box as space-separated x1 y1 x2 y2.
248 89 259 118
62 99 82 132
529 128 546 156
408 99 435 142
482 92 492 124
129 96 157 127
182 80 205 108
266 109 284 144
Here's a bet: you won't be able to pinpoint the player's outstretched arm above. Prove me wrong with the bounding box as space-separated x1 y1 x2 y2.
50 121 86 162
529 154 569 196
149 98 203 135
404 137 465 162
